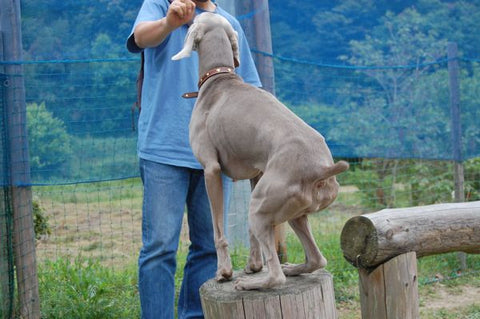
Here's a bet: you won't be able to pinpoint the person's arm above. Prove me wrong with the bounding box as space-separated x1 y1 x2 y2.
134 0 196 49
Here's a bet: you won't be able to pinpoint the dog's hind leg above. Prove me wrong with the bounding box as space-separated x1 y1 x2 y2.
245 228 263 274
282 215 327 276
234 176 288 290
203 160 233 282
234 208 286 290
244 175 263 274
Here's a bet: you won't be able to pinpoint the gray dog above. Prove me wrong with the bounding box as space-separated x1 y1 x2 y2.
172 12 349 290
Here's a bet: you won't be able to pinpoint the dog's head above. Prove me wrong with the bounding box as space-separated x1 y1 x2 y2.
171 12 240 67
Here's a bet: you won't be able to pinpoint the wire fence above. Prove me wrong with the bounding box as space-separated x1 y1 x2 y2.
2 38 480 319
1 0 480 317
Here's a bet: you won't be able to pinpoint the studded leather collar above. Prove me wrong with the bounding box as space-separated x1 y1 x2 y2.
182 66 235 99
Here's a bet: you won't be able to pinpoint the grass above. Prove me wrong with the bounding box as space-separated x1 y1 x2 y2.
38 257 140 318
37 225 480 318
32 175 480 318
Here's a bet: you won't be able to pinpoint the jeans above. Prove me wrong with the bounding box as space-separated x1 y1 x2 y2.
138 159 232 319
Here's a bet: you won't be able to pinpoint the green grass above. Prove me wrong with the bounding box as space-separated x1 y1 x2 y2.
37 228 480 319
34 177 142 204
38 257 140 319
37 232 480 319
33 168 480 318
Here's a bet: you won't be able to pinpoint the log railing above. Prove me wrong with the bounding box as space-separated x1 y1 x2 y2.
340 201 480 319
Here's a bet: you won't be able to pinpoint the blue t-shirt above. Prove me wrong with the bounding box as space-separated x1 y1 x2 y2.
127 0 262 169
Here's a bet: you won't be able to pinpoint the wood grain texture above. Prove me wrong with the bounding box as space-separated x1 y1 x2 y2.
359 252 419 319
341 201 480 268
200 269 337 319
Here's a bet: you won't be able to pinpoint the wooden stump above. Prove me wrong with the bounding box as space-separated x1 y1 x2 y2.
200 269 337 319
358 252 419 319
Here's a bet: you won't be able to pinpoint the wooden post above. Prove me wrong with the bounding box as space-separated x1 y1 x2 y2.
341 202 480 319
235 0 275 94
200 269 337 319
358 252 419 319
1 31 15 319
0 0 40 318
447 42 467 270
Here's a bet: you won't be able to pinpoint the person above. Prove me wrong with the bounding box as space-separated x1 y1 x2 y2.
126 1 262 318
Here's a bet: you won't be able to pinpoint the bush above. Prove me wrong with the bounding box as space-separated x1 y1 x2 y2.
32 200 51 239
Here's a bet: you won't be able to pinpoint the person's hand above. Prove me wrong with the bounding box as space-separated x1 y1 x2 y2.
166 0 196 29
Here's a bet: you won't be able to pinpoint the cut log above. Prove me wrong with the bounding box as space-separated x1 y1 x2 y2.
359 252 419 319
200 269 337 319
341 201 480 269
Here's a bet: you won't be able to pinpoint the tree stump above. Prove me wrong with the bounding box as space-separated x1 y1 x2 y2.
358 251 419 319
200 269 337 319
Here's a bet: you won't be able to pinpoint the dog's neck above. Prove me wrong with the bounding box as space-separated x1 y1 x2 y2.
181 28 237 98
197 29 235 76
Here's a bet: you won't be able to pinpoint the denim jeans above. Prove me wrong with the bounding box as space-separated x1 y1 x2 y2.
138 159 232 319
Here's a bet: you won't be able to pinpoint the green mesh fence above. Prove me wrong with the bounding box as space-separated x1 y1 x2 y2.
1 0 480 317
1 72 14 319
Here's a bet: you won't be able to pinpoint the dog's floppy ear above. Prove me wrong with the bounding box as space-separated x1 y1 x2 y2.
172 23 204 61
227 29 240 68
230 30 240 67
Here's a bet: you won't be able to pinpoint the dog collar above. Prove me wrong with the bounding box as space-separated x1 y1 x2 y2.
182 66 235 99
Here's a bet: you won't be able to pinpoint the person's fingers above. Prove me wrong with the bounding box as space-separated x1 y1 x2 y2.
170 0 195 20
181 0 195 21
170 2 185 19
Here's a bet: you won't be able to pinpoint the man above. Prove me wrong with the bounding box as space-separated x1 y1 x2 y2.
126 0 261 318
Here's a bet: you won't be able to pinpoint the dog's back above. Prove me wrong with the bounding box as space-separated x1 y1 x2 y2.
198 76 335 182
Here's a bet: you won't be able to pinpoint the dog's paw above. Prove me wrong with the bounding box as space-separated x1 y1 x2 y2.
282 259 327 276
215 267 233 282
233 277 257 290
244 261 263 274
234 274 286 291
281 263 307 276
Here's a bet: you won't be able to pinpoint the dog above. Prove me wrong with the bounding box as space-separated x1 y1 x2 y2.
172 12 349 290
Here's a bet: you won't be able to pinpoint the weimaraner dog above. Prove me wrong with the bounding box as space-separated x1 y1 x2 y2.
172 12 349 290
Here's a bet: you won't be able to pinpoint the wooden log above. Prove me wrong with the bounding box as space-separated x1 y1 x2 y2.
1 0 40 317
200 269 337 319
359 252 419 319
341 201 480 269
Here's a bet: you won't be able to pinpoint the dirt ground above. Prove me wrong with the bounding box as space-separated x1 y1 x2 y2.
421 283 480 310
337 283 480 318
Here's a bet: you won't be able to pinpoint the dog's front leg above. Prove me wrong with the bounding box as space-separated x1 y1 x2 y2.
282 215 327 276
203 161 233 282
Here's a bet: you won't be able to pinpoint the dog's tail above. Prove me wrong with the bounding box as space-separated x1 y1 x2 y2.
319 160 349 180
310 160 349 210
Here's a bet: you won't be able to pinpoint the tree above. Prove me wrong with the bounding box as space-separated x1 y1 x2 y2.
27 102 72 179
331 5 449 159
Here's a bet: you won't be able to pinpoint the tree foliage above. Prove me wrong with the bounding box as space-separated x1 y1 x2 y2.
27 102 72 177
17 0 480 162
